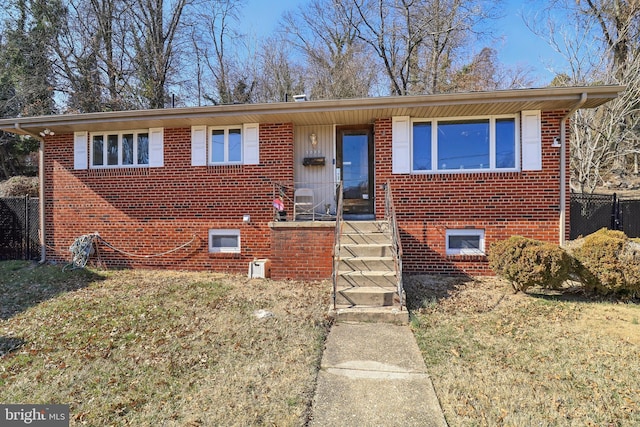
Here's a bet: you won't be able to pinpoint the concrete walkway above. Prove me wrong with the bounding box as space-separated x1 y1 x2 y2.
309 322 448 427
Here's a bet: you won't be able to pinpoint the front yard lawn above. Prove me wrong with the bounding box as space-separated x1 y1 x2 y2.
407 275 640 426
0 261 330 426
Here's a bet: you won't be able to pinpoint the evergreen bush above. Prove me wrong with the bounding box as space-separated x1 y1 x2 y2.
571 228 640 296
489 236 572 292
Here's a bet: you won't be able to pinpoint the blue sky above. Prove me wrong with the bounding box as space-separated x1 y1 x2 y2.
243 0 566 87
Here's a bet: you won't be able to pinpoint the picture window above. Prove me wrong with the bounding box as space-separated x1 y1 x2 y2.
91 130 150 168
412 116 517 173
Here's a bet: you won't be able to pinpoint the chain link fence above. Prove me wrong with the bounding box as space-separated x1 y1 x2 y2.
0 196 40 260
570 193 640 239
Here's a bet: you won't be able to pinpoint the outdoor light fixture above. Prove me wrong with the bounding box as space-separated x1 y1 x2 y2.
552 136 561 147
310 133 317 147
242 214 251 224
39 128 55 137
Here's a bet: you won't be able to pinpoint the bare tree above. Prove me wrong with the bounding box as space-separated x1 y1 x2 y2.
188 0 261 105
580 0 639 77
571 54 640 192
344 0 499 96
252 35 305 103
129 0 189 109
448 47 535 92
531 0 639 192
282 0 376 99
51 0 138 112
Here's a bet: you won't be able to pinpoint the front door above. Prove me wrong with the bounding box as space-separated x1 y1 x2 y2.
336 125 374 216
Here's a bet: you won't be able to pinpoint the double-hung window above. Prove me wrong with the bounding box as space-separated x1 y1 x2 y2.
91 130 150 168
191 123 259 166
410 115 518 173
211 127 242 164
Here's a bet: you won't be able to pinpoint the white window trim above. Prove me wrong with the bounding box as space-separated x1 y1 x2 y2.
209 125 243 165
191 123 259 166
410 114 520 174
89 129 152 168
208 229 241 253
446 229 485 256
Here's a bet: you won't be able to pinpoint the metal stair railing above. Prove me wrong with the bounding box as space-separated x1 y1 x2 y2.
332 181 343 310
384 181 405 310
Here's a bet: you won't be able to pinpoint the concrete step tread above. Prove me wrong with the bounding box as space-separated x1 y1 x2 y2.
333 304 403 310
337 286 398 293
344 219 388 225
341 229 391 234
339 243 393 248
338 270 397 277
338 256 395 261
329 306 409 325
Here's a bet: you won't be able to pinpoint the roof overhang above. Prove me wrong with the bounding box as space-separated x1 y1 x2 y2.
0 85 625 137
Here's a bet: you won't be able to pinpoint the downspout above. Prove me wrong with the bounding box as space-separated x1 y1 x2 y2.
559 92 587 246
14 124 46 264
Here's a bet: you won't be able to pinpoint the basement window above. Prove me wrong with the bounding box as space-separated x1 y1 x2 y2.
209 229 241 253
446 229 485 255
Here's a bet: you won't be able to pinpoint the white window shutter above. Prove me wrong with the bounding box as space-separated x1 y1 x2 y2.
191 125 207 166
392 116 411 174
149 127 164 167
243 123 259 165
74 131 88 170
521 110 542 171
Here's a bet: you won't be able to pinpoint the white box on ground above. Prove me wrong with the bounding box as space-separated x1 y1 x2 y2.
248 259 271 278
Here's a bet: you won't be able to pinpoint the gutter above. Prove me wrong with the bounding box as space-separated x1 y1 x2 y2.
0 85 624 135
15 124 46 264
559 92 587 246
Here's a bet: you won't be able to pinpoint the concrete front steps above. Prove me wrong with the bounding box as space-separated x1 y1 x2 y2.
330 220 408 325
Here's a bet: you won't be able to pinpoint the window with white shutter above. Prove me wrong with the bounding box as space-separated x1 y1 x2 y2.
393 114 520 174
190 123 260 166
521 110 542 171
86 128 161 169
74 131 88 170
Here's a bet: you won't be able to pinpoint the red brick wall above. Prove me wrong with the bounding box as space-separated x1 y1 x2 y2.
269 224 334 280
374 111 571 275
43 110 570 279
44 124 296 273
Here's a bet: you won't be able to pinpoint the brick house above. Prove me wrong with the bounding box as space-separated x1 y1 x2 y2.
0 86 623 280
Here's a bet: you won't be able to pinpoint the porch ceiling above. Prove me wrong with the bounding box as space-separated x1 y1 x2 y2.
0 85 625 137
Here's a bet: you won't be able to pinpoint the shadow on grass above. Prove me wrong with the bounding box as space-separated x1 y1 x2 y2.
0 336 26 357
0 260 105 321
526 284 640 305
403 273 474 311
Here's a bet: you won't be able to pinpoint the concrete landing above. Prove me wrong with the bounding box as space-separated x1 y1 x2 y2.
309 322 447 427
330 305 409 324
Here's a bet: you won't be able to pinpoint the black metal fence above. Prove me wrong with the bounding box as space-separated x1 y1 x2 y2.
570 193 640 239
0 197 40 260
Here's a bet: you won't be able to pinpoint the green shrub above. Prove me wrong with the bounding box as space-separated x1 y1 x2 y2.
489 236 572 292
571 229 640 296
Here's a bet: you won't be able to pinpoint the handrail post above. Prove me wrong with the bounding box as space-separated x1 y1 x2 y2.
332 181 343 310
384 180 404 310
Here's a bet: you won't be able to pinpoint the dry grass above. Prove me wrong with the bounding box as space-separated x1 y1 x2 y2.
407 275 640 427
0 261 331 426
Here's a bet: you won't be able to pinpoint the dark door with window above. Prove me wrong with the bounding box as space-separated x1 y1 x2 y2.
336 125 374 216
